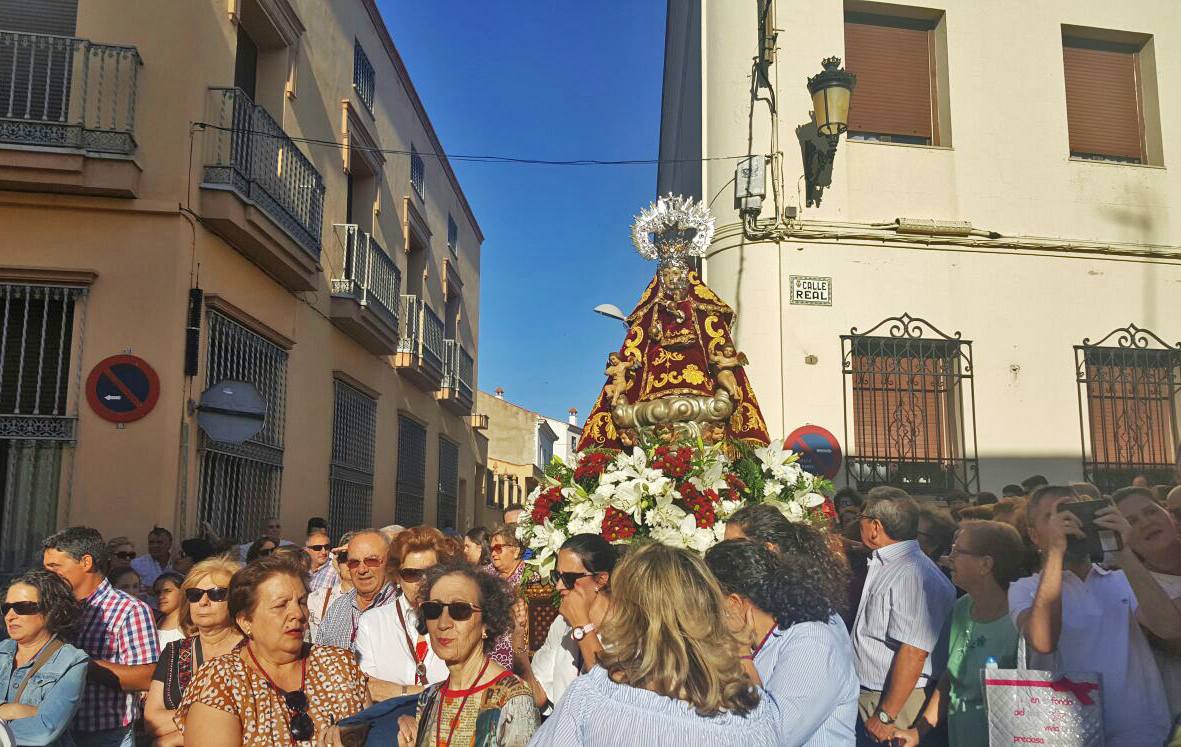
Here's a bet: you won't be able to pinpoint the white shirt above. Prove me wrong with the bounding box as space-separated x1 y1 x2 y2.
1009 564 1171 747
355 595 448 686
1151 571 1181 719
157 627 185 649
130 555 173 588
531 616 580 707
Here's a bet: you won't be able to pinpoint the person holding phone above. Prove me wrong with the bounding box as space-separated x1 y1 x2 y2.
1011 484 1181 746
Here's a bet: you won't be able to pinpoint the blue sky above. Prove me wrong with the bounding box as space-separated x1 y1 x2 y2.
379 1 666 422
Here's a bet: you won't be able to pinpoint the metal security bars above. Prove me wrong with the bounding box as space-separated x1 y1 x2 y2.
352 40 374 111
329 380 376 536
1076 324 1181 492
198 312 288 541
441 341 474 400
203 87 326 256
447 214 458 256
0 31 141 153
395 415 427 526
410 145 424 200
331 224 401 329
397 295 444 374
841 313 979 495
437 437 458 529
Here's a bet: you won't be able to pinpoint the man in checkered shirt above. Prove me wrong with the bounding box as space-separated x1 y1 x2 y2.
43 526 159 747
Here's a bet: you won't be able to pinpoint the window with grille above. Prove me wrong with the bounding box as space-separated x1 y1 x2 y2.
437 437 458 529
1076 325 1180 493
410 145 425 200
395 414 427 526
353 40 375 111
447 215 458 256
484 467 496 508
1062 35 1148 164
329 380 375 536
841 314 978 495
198 312 287 541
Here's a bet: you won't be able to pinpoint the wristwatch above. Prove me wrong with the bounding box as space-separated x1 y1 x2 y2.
874 708 896 726
571 623 596 641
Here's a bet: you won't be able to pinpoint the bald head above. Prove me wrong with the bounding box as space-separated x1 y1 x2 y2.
1167 485 1181 512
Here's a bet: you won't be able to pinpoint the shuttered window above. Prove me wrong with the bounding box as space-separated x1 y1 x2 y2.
395 415 426 526
0 0 77 35
437 437 458 530
1063 38 1145 163
844 14 936 144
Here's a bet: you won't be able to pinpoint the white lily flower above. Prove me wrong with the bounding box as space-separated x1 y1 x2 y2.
801 491 826 508
763 479 783 498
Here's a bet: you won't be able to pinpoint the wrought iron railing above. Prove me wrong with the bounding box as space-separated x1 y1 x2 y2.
202 87 325 256
422 304 444 372
458 346 474 400
397 295 443 374
441 340 475 400
331 224 401 331
0 30 141 153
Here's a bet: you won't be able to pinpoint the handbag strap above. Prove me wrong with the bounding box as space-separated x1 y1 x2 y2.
12 637 65 703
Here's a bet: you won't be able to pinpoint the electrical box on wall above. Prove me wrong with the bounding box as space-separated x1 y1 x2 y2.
736 156 766 216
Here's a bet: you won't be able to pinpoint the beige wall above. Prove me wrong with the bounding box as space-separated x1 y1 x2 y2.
477 391 558 470
662 0 1181 491
0 0 489 553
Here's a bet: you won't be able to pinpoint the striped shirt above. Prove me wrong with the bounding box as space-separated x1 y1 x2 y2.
852 540 955 691
74 578 159 732
757 615 859 746
308 559 337 593
529 666 780 746
315 582 397 650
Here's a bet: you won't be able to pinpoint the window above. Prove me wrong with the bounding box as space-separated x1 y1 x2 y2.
447 215 458 256
841 314 978 494
484 467 496 508
437 437 458 529
329 380 375 536
353 40 375 111
395 414 427 526
198 312 287 541
843 9 948 145
1076 325 1180 493
410 145 425 200
1062 32 1155 164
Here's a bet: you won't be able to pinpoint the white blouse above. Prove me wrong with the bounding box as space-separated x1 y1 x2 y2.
355 594 449 686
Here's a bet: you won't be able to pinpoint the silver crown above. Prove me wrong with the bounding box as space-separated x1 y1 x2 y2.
631 194 716 265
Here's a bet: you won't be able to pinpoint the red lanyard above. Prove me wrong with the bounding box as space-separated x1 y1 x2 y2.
435 657 491 747
395 600 429 685
246 645 307 745
752 624 776 657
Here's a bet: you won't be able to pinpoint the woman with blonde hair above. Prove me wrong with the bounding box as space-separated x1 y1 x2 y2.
144 555 243 746
530 542 779 745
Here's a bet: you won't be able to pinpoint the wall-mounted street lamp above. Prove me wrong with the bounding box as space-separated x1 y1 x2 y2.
593 303 628 326
804 57 856 207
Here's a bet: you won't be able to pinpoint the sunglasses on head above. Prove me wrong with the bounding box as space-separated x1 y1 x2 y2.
114 551 136 560
345 556 383 570
421 600 482 622
184 587 229 603
283 690 314 742
305 544 330 552
551 570 593 588
398 567 428 584
1 602 41 616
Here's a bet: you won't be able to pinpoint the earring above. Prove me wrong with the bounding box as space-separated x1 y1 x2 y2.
481 630 487 639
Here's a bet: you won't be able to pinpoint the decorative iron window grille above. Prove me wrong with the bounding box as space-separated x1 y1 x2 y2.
1075 324 1181 493
352 40 375 111
329 380 375 536
841 313 979 495
410 145 425 200
0 283 87 576
447 214 458 256
437 437 458 529
484 467 495 508
198 312 288 541
395 414 426 526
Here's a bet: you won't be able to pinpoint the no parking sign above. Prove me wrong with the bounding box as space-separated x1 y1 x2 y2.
85 355 160 423
784 425 842 480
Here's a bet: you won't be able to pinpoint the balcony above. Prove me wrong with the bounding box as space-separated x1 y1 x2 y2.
330 224 401 354
437 340 475 413
200 87 325 291
394 295 444 390
0 31 142 196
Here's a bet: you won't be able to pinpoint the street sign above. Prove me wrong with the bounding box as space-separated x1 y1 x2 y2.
784 424 842 479
789 275 832 306
196 380 266 444
86 355 160 423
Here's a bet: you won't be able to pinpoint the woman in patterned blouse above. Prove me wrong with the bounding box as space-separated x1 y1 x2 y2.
396 560 540 746
176 554 371 745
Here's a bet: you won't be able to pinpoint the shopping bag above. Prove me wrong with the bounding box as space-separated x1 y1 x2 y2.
984 640 1104 746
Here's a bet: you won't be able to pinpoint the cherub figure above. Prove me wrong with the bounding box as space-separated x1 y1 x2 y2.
604 352 640 405
709 344 748 401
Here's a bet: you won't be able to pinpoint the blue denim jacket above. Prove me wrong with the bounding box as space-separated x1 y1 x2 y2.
0 637 88 746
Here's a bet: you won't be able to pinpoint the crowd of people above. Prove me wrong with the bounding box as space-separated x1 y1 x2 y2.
0 473 1178 745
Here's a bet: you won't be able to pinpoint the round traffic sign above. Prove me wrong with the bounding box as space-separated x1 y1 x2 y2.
85 355 160 423
784 425 843 480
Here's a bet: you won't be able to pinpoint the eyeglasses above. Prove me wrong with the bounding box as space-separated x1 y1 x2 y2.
1 602 41 616
398 567 428 584
184 587 229 603
259 548 275 557
345 556 383 570
283 690 314 741
113 551 136 560
948 546 984 559
305 544 330 552
551 571 593 588
490 543 518 554
421 600 482 622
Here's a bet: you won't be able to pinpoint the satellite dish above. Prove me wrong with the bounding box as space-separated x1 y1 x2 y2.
196 380 266 444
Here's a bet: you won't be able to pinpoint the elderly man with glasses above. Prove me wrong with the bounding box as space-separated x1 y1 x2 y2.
315 529 397 650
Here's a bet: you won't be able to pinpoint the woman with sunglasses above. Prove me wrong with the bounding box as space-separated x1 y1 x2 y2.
144 557 243 747
0 570 87 746
530 542 777 746
356 527 456 701
177 554 370 745
396 561 539 746
486 525 529 671
153 572 187 649
520 533 617 710
245 537 278 563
